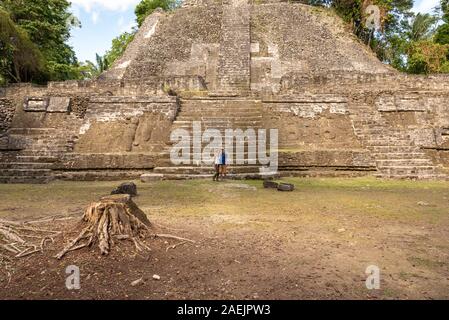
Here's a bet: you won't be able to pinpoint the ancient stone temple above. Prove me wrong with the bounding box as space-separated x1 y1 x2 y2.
1 0 449 183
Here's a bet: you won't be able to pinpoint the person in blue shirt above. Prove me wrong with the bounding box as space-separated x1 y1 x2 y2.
219 148 227 179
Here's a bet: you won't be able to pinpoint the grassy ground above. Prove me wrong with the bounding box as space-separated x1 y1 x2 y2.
0 177 448 299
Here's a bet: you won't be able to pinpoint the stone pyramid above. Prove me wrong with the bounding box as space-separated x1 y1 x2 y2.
0 0 448 183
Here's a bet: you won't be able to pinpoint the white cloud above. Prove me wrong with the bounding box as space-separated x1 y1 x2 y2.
91 11 99 24
70 0 140 13
413 0 440 14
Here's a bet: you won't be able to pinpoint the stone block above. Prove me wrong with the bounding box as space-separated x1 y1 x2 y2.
47 97 71 113
263 180 279 189
24 97 48 112
277 183 295 192
111 182 138 196
141 173 164 182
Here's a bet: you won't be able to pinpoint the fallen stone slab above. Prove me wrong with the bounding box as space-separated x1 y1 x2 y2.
277 183 295 192
263 180 279 189
111 182 137 196
141 173 164 182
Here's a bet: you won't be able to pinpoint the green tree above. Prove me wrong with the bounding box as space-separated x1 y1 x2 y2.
135 0 179 27
306 0 449 74
1 0 80 81
80 54 110 79
100 0 181 70
435 0 449 45
407 13 438 42
104 32 135 66
407 40 449 74
435 24 449 45
0 7 45 84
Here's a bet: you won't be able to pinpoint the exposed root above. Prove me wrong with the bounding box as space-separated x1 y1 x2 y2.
166 241 189 252
55 195 153 259
0 220 60 260
154 234 195 244
23 214 79 225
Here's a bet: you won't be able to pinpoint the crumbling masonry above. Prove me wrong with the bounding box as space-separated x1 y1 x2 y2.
1 1 449 183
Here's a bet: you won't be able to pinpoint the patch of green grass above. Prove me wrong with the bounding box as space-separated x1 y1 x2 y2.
408 257 447 270
281 177 449 191
0 178 448 225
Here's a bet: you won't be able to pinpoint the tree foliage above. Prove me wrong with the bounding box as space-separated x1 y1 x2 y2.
407 40 449 74
309 0 449 74
92 0 180 76
135 0 180 27
79 54 110 79
0 8 45 84
0 0 81 83
104 32 135 66
435 0 449 45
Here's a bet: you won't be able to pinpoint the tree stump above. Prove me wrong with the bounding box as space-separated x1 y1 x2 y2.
55 194 151 259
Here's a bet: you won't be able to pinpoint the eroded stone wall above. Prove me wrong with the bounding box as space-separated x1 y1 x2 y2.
75 96 178 153
0 99 14 134
122 5 223 89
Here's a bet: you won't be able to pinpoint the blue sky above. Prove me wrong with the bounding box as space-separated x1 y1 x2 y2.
69 0 139 62
69 0 441 63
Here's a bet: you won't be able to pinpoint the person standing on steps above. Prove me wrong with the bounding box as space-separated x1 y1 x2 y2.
220 148 228 179
213 148 221 182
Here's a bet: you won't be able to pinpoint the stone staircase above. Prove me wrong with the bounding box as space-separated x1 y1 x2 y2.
0 128 77 183
215 1 251 95
351 105 443 179
150 97 279 180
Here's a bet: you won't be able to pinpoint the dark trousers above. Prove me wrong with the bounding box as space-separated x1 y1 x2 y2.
213 165 220 181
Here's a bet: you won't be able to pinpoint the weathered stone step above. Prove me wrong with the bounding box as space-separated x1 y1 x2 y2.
351 120 384 126
279 170 373 178
0 169 52 177
376 159 433 167
176 115 263 120
179 104 261 110
55 170 147 181
174 118 263 124
19 150 65 155
177 112 262 118
378 166 436 176
8 128 58 135
366 139 414 147
371 152 429 160
173 120 263 126
141 172 279 181
369 146 420 153
0 176 53 184
157 159 261 167
154 166 264 174
179 105 261 110
16 155 58 162
171 125 264 131
357 132 410 139
19 146 70 151
0 162 53 169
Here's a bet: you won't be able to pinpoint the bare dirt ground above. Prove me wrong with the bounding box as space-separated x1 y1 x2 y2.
0 177 448 300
